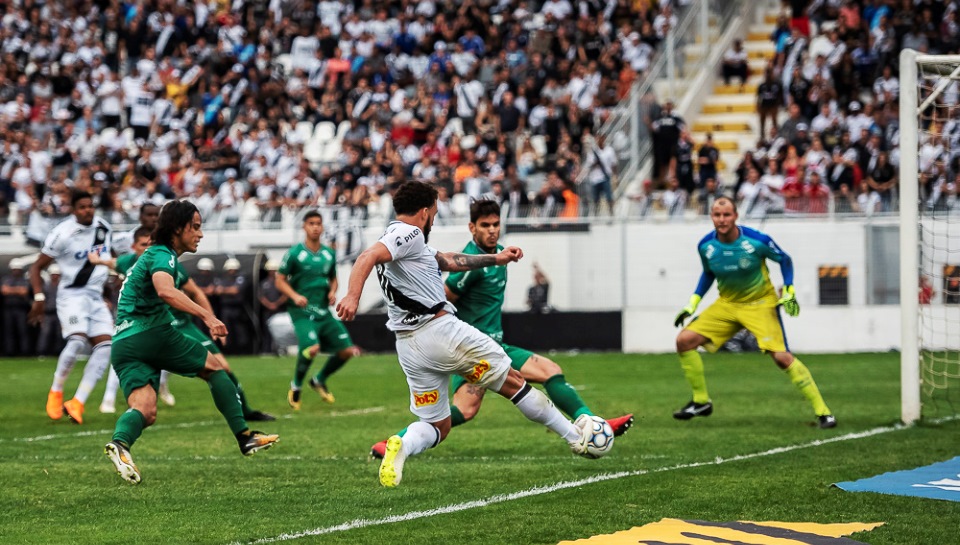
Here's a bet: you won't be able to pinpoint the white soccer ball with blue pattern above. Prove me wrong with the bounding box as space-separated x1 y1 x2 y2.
582 415 615 459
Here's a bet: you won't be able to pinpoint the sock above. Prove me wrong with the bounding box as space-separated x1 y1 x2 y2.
159 370 170 388
314 354 348 384
226 371 252 415
51 336 86 392
207 370 247 435
74 341 111 404
543 374 593 419
101 367 120 407
113 408 147 448
398 421 441 458
511 383 580 443
450 405 466 427
785 358 832 416
292 351 313 389
679 350 710 404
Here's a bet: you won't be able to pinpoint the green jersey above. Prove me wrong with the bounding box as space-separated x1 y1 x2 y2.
445 241 506 341
279 242 337 320
115 253 139 277
114 245 188 341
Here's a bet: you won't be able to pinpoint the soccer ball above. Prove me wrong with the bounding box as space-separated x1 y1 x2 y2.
582 415 615 459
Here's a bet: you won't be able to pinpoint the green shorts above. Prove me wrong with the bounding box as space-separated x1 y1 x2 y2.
451 342 534 394
291 313 354 354
175 320 222 355
111 324 208 399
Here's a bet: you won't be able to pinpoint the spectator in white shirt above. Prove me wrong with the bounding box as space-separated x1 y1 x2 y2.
721 39 749 87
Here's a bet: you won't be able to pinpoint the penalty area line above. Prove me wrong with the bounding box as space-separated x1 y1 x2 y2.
238 422 916 544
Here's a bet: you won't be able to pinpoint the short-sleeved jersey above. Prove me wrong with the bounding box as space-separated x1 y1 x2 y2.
114 245 189 340
696 225 792 304
445 240 506 341
41 216 112 295
115 253 139 278
376 221 456 331
279 242 337 320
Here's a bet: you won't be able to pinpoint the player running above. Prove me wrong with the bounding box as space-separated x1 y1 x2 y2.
672 197 836 428
29 190 114 425
275 210 360 410
89 227 274 422
337 181 599 488
104 200 278 484
371 200 633 458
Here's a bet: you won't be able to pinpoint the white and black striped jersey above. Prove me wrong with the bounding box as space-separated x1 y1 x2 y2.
41 216 112 294
375 221 456 332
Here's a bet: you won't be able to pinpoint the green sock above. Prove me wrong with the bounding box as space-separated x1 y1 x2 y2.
314 354 348 385
113 408 147 448
450 405 466 427
226 371 252 415
679 350 710 404
785 358 831 416
293 351 314 389
543 374 593 419
207 370 248 435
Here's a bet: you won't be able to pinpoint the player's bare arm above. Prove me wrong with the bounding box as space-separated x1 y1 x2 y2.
274 273 307 307
27 253 54 325
87 251 117 271
328 276 339 306
337 242 393 321
182 278 226 343
153 271 227 338
435 246 523 272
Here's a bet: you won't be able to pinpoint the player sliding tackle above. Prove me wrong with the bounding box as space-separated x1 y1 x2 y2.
337 182 602 488
370 200 633 459
672 197 836 429
104 201 279 484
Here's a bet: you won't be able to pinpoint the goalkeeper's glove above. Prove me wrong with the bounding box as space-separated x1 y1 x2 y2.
778 285 800 317
674 294 702 327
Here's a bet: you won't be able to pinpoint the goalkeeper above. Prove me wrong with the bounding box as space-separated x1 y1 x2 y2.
672 197 836 429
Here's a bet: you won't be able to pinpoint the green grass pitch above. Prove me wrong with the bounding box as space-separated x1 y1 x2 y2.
1 352 958 544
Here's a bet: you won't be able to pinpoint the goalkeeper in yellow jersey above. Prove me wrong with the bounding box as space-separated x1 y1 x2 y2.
673 197 836 428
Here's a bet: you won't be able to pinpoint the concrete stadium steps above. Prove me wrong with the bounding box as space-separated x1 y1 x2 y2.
692 113 754 133
702 94 758 114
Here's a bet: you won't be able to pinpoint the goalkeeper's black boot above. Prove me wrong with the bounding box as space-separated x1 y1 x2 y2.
818 414 837 429
673 400 713 420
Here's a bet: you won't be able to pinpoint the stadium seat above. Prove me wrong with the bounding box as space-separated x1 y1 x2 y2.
451 193 471 216
304 137 324 163
315 121 336 143
295 121 314 143
335 120 352 140
461 134 477 150
99 127 118 142
321 139 341 163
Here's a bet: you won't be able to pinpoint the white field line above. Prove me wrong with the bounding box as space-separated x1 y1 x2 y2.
0 407 385 444
238 420 959 545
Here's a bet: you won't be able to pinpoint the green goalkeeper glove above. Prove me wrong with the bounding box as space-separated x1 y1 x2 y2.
778 285 800 317
674 294 702 327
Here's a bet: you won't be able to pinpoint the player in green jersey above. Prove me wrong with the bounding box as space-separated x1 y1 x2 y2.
275 210 359 410
103 201 278 484
90 228 274 423
370 200 634 458
672 197 836 428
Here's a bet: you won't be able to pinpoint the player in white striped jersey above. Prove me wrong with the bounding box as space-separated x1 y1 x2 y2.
337 182 599 488
28 191 114 424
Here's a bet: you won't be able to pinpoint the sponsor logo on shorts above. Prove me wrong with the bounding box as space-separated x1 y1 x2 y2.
413 390 439 407
115 319 133 334
464 360 491 383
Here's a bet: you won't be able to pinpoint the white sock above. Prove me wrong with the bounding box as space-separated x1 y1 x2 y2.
160 370 170 389
511 383 580 443
101 367 120 407
73 341 112 404
51 337 87 392
399 421 441 458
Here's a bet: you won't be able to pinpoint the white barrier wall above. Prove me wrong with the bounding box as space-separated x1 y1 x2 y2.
0 217 910 352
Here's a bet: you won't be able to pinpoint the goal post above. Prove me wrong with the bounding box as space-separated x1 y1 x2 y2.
900 49 960 424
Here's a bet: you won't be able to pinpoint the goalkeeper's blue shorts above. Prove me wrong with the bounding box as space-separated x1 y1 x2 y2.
686 296 788 353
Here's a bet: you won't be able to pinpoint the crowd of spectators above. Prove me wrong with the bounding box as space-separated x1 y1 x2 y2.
0 0 684 241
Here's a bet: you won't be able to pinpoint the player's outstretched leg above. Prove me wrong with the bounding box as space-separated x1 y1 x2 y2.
105 440 141 485
47 335 87 419
378 420 443 487
674 332 713 420
225 369 275 421
206 369 279 454
65 339 112 424
781 355 836 428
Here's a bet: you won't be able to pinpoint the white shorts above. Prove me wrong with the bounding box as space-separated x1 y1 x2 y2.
395 314 511 422
56 290 115 339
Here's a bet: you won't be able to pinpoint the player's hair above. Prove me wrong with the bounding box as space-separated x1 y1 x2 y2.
132 226 152 241
302 210 322 223
470 199 501 223
71 190 93 207
712 196 738 214
153 200 200 248
393 181 438 215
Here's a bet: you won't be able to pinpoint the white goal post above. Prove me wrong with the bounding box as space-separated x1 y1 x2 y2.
899 49 960 424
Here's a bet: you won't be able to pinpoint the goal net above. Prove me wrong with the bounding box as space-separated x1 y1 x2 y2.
900 50 960 424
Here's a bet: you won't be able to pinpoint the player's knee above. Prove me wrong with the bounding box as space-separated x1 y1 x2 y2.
337 346 359 360
676 332 698 353
203 353 226 373
458 398 482 421
432 419 451 441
